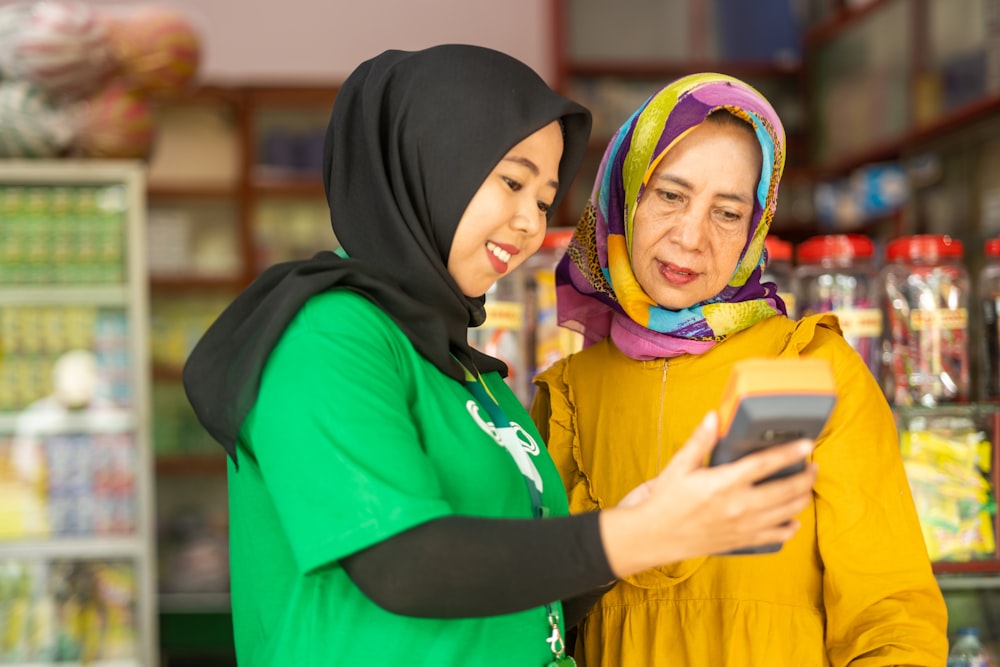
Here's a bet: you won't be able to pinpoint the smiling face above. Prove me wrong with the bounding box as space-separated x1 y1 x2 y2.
631 116 762 310
447 120 563 297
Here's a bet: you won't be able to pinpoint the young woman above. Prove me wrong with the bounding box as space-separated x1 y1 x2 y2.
531 73 948 666
184 48 818 666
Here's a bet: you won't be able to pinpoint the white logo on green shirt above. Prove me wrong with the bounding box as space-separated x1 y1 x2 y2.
465 400 543 492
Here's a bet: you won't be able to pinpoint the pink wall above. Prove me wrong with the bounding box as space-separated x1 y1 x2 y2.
9 0 554 85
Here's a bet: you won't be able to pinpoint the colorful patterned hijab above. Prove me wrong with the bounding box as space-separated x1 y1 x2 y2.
556 73 787 359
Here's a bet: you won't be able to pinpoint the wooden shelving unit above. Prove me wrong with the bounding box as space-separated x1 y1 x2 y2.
809 92 1000 178
549 0 807 227
801 0 898 50
147 84 338 286
803 0 1000 179
155 454 227 476
143 86 339 638
146 84 338 354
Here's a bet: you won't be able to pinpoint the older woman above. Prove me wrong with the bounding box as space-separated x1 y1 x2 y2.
531 73 948 666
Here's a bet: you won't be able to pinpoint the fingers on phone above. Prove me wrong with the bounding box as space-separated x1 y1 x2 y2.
671 412 721 470
759 483 812 521
765 461 816 497
747 463 815 528
698 411 718 434
753 519 802 547
738 439 814 481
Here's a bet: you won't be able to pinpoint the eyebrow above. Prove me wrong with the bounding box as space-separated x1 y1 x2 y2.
652 173 752 205
504 156 559 190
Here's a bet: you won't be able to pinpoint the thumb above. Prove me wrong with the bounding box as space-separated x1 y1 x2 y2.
663 411 719 473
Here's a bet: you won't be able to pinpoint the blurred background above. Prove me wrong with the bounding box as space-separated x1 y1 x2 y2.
0 0 999 664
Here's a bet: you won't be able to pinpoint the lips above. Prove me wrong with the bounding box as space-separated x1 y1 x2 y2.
486 240 518 273
657 260 698 286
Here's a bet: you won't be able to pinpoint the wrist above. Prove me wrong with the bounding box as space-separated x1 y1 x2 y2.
598 505 661 579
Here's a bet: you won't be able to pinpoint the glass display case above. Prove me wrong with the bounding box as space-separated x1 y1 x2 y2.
895 403 1000 651
0 161 157 666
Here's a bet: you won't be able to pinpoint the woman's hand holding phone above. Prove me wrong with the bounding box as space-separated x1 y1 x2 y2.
602 410 818 578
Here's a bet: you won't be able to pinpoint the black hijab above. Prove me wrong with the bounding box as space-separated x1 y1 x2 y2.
183 44 592 460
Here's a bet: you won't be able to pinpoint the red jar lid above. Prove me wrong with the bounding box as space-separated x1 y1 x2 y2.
986 237 1000 257
796 234 874 263
886 234 963 261
765 236 792 261
540 228 575 250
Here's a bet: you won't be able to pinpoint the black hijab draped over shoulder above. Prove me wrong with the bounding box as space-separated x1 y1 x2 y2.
183 44 592 460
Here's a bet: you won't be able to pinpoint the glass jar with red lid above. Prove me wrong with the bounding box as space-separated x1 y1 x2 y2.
794 234 881 379
881 234 969 406
979 236 1000 399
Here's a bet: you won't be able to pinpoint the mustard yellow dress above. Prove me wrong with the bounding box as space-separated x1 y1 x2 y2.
531 314 948 667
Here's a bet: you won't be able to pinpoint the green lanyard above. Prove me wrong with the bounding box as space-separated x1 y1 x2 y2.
459 365 575 667
461 370 546 517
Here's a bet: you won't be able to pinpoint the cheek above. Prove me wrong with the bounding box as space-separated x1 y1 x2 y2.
528 229 547 254
630 199 675 249
716 234 749 275
631 221 659 264
445 237 463 271
446 235 475 282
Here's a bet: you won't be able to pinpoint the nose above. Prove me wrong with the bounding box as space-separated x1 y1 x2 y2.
667 206 707 251
511 198 545 237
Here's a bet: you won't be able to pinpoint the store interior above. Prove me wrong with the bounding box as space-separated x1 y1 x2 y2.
1 0 999 664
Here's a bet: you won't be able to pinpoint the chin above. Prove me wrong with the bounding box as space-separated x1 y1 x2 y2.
464 284 489 298
656 296 700 311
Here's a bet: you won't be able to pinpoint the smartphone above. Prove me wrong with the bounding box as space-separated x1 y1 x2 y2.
709 357 836 554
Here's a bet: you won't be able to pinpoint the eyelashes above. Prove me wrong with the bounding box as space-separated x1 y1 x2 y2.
503 176 553 215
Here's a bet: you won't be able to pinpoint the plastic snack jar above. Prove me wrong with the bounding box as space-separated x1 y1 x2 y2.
794 234 881 379
979 236 1000 399
881 234 969 406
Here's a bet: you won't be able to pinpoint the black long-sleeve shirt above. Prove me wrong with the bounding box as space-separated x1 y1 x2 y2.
341 512 616 628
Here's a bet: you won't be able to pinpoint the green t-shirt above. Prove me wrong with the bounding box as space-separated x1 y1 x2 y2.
229 290 571 666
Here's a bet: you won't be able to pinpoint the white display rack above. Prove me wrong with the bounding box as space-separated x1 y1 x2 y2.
0 160 157 666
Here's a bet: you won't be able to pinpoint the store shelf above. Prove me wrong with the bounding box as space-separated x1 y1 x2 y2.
148 184 239 199
812 92 1000 177
251 175 325 198
0 536 145 558
937 574 1000 590
0 286 130 306
158 592 231 613
895 402 1000 600
146 83 338 289
564 60 800 79
0 161 157 665
551 0 810 226
803 0 1000 185
149 276 245 293
0 408 135 435
0 159 145 185
935 561 1000 576
245 85 336 107
802 0 896 49
155 454 227 476
152 363 184 382
5 661 140 667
